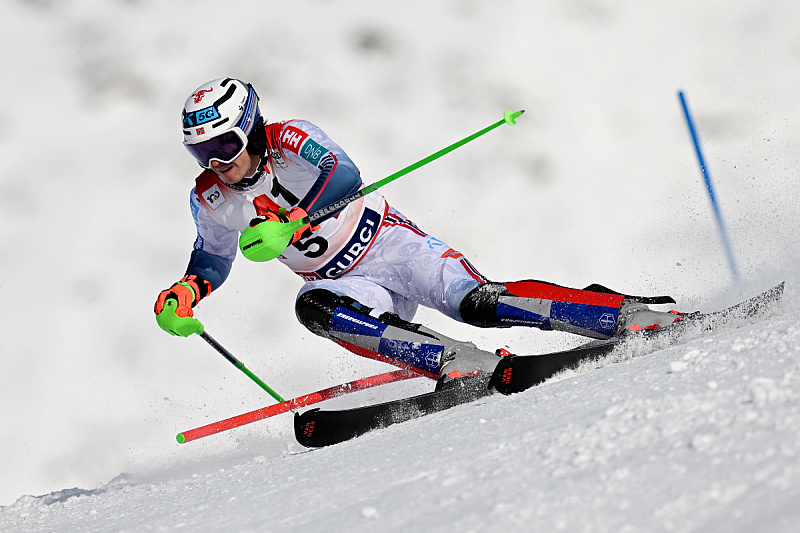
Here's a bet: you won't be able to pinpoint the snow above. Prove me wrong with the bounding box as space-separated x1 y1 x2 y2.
5 315 800 532
2 0 800 531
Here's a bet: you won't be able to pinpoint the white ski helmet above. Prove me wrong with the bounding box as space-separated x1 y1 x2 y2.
181 78 264 168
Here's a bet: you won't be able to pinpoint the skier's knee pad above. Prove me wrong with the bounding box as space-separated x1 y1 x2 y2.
296 288 429 337
297 289 349 336
295 289 380 337
459 282 507 327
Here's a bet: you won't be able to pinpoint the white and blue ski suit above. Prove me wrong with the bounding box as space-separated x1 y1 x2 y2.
185 120 629 378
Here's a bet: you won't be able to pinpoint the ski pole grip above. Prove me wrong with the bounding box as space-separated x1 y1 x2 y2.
504 110 525 125
157 299 205 337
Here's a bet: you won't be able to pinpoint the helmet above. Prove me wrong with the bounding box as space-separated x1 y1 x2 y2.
181 78 265 168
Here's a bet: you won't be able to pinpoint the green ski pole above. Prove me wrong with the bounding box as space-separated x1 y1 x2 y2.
159 300 286 408
198 330 287 404
308 109 525 223
239 110 525 262
177 330 289 445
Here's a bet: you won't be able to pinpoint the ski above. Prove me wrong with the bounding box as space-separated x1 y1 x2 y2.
294 282 784 447
293 339 620 448
294 375 494 447
489 339 618 394
665 281 784 333
492 281 785 393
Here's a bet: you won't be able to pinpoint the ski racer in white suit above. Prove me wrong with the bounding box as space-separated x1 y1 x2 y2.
155 78 683 388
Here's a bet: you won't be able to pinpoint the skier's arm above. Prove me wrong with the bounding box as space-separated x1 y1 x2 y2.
281 120 363 221
154 190 238 336
183 187 238 289
185 248 232 291
298 156 361 217
153 249 230 337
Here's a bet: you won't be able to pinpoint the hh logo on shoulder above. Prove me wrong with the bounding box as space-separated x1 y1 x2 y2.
201 183 226 210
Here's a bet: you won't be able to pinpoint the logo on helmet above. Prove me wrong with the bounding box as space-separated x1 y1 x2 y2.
183 106 221 128
192 87 213 103
196 127 205 135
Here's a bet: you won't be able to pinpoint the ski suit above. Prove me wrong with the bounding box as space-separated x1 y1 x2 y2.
186 120 629 378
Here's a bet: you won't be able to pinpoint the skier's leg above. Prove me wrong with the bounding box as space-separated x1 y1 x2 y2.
295 282 500 386
459 280 683 339
345 207 486 322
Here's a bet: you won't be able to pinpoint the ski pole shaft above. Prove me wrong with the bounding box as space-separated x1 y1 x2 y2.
307 110 525 223
677 91 739 280
176 369 421 444
199 331 286 403
238 110 525 262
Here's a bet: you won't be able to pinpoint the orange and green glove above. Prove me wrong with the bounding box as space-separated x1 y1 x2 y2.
154 275 212 336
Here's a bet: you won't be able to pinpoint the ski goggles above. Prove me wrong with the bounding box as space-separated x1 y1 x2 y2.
184 128 248 169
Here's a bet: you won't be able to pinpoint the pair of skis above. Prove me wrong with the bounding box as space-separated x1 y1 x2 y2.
178 283 784 448
293 282 785 447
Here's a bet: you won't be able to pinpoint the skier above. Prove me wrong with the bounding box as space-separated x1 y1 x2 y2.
154 77 684 389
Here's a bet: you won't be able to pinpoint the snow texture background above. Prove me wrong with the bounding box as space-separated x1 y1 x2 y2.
2 0 800 531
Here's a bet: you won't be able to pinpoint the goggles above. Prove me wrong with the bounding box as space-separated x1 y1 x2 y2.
185 128 248 169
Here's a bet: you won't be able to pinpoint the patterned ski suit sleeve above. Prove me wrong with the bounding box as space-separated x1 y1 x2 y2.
185 187 236 289
277 120 362 220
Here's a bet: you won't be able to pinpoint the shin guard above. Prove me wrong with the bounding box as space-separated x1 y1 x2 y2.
297 289 490 378
459 280 627 339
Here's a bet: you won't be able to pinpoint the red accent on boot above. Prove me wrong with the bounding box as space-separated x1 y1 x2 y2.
446 369 481 379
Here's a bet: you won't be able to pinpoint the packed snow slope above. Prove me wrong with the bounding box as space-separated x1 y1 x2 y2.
2 0 800 531
5 306 800 532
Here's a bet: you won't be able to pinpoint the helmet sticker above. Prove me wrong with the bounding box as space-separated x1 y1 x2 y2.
192 87 213 103
235 86 259 136
183 106 221 128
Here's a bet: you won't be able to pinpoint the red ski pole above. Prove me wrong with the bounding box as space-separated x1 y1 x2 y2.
177 369 421 443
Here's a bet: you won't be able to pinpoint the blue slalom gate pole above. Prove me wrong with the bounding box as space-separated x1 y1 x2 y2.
677 90 740 280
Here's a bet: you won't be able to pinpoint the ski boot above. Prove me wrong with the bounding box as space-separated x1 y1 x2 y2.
615 301 688 336
460 280 683 340
435 340 502 391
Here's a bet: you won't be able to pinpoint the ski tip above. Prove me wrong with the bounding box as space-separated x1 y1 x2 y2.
176 433 186 444
504 110 525 125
